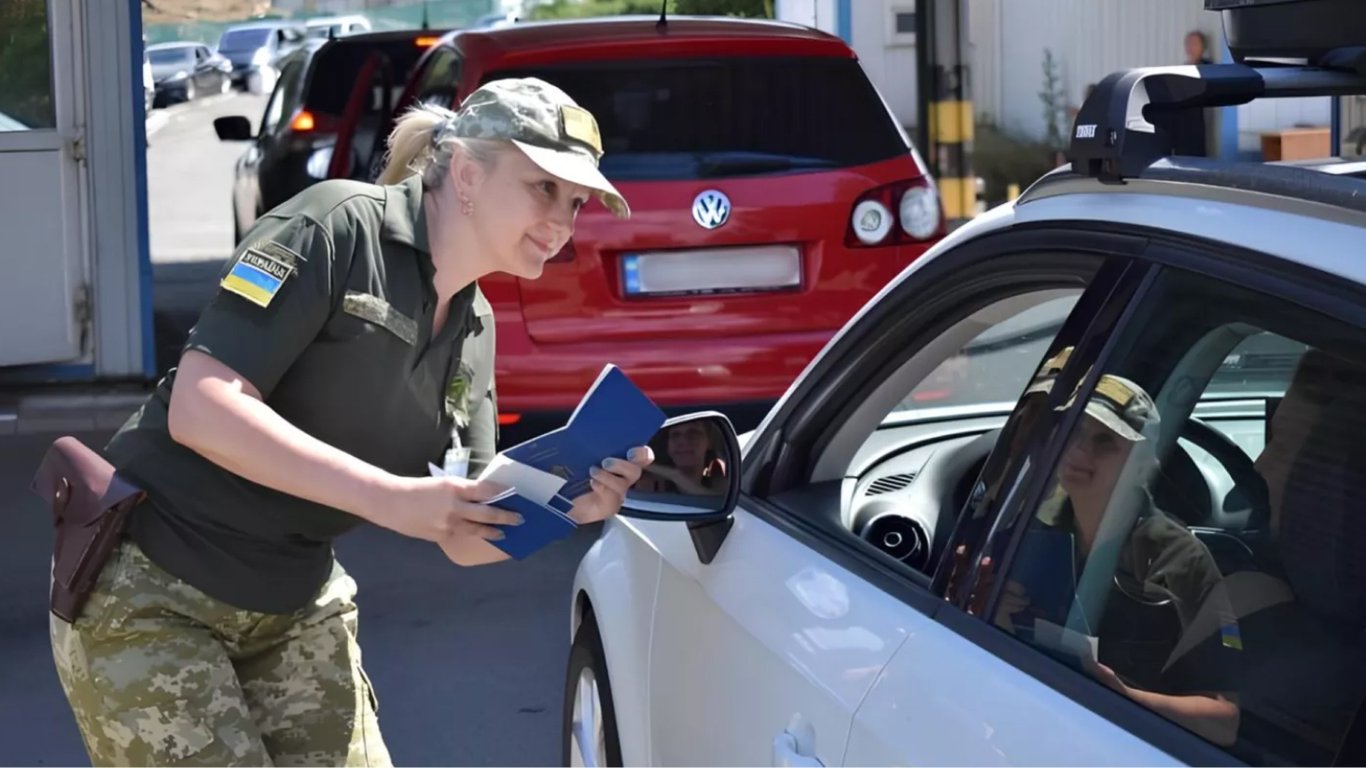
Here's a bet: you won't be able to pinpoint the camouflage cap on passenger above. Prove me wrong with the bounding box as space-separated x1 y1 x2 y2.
445 77 630 218
1058 373 1161 443
1024 346 1160 442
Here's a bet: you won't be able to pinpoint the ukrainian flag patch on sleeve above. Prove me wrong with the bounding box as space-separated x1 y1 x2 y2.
221 243 298 308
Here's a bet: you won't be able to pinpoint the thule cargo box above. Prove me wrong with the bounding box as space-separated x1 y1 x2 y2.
1207 0 1366 65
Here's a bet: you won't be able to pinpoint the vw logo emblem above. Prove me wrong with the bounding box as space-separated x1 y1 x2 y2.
692 189 731 230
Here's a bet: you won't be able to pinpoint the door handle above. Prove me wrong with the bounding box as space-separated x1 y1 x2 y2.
772 732 823 767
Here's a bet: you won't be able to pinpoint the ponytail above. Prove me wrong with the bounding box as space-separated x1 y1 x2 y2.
376 102 451 185
376 101 506 187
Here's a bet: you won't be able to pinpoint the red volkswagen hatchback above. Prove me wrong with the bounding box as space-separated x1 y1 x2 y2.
363 16 945 437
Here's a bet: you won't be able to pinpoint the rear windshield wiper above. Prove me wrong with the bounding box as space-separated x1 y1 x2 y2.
697 155 837 177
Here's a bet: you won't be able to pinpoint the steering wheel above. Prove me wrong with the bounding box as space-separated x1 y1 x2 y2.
1151 418 1268 528
1181 417 1271 528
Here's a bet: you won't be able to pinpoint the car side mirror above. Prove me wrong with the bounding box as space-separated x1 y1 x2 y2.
214 115 253 141
621 412 740 564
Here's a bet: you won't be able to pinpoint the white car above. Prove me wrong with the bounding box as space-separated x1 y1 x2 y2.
563 2 1366 766
304 14 372 39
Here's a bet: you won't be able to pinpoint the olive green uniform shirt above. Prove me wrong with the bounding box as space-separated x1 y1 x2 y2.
106 175 498 613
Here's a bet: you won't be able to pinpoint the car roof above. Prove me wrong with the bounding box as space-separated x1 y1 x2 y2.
147 42 200 50
306 15 367 25
930 158 1366 292
221 20 299 31
439 15 850 57
319 29 446 45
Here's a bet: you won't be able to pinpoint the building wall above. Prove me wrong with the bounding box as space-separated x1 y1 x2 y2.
780 0 1339 158
852 0 917 128
775 0 917 127
979 0 1216 139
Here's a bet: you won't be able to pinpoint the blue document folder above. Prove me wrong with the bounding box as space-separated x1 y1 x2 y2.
1008 526 1082 635
488 492 578 560
484 364 667 560
500 364 668 500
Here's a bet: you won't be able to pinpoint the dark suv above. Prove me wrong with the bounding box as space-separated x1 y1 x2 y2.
214 29 446 241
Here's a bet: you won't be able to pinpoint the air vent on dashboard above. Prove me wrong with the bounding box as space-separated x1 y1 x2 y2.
862 514 930 572
866 473 917 496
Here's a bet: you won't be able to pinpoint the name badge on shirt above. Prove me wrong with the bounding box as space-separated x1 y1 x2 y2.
221 242 299 308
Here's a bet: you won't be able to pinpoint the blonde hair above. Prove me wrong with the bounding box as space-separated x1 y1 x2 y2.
375 101 505 187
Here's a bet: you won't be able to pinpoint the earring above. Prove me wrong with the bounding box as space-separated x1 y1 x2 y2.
460 195 474 215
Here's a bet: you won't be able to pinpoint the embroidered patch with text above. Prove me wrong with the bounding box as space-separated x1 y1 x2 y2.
221 243 299 308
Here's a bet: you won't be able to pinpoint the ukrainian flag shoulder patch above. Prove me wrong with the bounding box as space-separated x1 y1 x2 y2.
221 244 298 308
1220 622 1244 651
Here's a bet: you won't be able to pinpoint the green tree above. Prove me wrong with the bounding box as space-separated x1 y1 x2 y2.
0 0 55 128
1038 48 1068 152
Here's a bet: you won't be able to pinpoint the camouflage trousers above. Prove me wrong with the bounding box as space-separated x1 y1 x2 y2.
50 538 391 767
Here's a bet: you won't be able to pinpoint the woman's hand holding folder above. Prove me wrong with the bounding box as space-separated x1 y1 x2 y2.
569 447 655 525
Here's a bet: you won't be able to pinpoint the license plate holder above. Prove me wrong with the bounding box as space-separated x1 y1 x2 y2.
621 246 802 298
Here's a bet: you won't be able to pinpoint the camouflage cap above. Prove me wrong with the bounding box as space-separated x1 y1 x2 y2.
446 77 630 218
1065 373 1161 443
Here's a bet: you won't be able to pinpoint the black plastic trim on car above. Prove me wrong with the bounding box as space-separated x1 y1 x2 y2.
1140 232 1366 331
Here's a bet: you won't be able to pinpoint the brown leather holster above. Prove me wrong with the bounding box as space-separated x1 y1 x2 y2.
32 436 145 623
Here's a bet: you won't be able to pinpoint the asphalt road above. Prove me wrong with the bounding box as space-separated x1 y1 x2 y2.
0 91 602 767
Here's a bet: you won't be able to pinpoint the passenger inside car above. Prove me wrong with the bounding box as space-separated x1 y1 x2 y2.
943 363 1246 746
634 421 728 496
999 374 1243 746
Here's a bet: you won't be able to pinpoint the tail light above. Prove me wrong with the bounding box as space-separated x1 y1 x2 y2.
284 108 341 179
845 178 945 248
289 109 317 132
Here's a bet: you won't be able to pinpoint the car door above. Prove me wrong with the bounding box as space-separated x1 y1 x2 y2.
232 59 295 229
642 228 1163 766
253 55 308 212
191 46 211 94
846 237 1366 767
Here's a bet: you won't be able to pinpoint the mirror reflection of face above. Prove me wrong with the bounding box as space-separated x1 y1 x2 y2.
667 422 710 472
1059 414 1132 503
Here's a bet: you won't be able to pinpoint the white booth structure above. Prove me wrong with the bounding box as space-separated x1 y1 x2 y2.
1 0 152 385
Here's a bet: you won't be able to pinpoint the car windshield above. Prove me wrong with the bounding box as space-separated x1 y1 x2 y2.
485 56 909 181
218 28 271 51
148 48 193 64
307 24 342 38
302 38 432 115
891 300 1310 423
895 295 1077 418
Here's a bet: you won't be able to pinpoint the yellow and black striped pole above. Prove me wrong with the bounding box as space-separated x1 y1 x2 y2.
916 0 975 224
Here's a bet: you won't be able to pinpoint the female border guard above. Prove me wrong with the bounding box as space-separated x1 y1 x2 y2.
49 77 652 766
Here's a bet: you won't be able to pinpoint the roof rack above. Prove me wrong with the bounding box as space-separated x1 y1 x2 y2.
1071 0 1366 182
1069 61 1366 182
